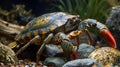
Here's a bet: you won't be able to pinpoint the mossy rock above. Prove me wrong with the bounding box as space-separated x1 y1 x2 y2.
89 47 120 66
0 43 18 64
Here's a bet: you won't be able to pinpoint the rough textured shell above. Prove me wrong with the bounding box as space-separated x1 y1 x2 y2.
15 12 76 42
89 47 120 66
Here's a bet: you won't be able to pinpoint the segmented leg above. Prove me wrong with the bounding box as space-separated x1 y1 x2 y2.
15 35 40 56
67 30 84 40
84 29 93 45
36 33 53 64
60 40 77 60
66 30 93 52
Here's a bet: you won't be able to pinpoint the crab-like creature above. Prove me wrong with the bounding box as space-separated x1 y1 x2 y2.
8 12 116 63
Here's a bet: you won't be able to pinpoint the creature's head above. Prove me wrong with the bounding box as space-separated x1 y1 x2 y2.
64 15 81 33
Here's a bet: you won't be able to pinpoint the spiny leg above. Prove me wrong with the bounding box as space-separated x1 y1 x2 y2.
36 33 53 64
15 35 40 56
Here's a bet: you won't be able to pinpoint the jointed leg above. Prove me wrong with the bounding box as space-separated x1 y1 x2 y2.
67 29 92 45
84 29 93 45
15 35 40 56
36 33 53 64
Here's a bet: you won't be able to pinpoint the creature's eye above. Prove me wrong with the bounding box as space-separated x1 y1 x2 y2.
67 19 73 25
70 20 73 24
73 16 80 24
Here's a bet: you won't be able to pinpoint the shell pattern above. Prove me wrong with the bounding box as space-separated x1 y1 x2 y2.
15 12 79 44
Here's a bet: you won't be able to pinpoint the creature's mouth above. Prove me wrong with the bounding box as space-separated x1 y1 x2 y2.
65 25 78 34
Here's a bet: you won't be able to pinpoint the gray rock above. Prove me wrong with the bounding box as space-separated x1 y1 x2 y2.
77 43 95 59
45 44 61 57
63 59 101 67
106 6 120 49
106 6 120 31
44 57 65 67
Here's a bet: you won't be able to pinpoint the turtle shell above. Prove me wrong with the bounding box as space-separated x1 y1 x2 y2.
15 12 77 44
89 47 120 66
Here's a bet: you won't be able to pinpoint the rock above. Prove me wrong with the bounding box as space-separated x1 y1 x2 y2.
106 6 120 50
77 43 95 59
0 43 18 64
106 6 120 30
44 57 66 67
45 44 62 57
89 47 120 67
63 59 101 67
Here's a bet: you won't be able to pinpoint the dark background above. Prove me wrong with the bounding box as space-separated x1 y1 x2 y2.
0 0 58 16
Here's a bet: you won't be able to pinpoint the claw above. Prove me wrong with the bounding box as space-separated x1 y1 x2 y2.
100 29 116 48
80 19 117 48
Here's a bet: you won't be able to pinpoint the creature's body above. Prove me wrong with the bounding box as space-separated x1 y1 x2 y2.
8 12 116 64
15 12 79 44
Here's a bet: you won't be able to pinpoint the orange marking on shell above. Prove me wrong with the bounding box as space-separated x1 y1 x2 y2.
54 20 63 27
33 17 50 27
49 26 55 31
41 29 47 34
21 35 27 43
34 39 41 44
27 32 31 39
34 30 39 36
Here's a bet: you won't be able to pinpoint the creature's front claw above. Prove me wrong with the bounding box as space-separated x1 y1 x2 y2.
100 29 116 48
80 19 117 48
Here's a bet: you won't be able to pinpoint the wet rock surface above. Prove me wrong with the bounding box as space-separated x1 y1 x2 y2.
106 6 120 50
63 59 101 67
45 44 62 57
77 43 95 59
44 57 66 67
